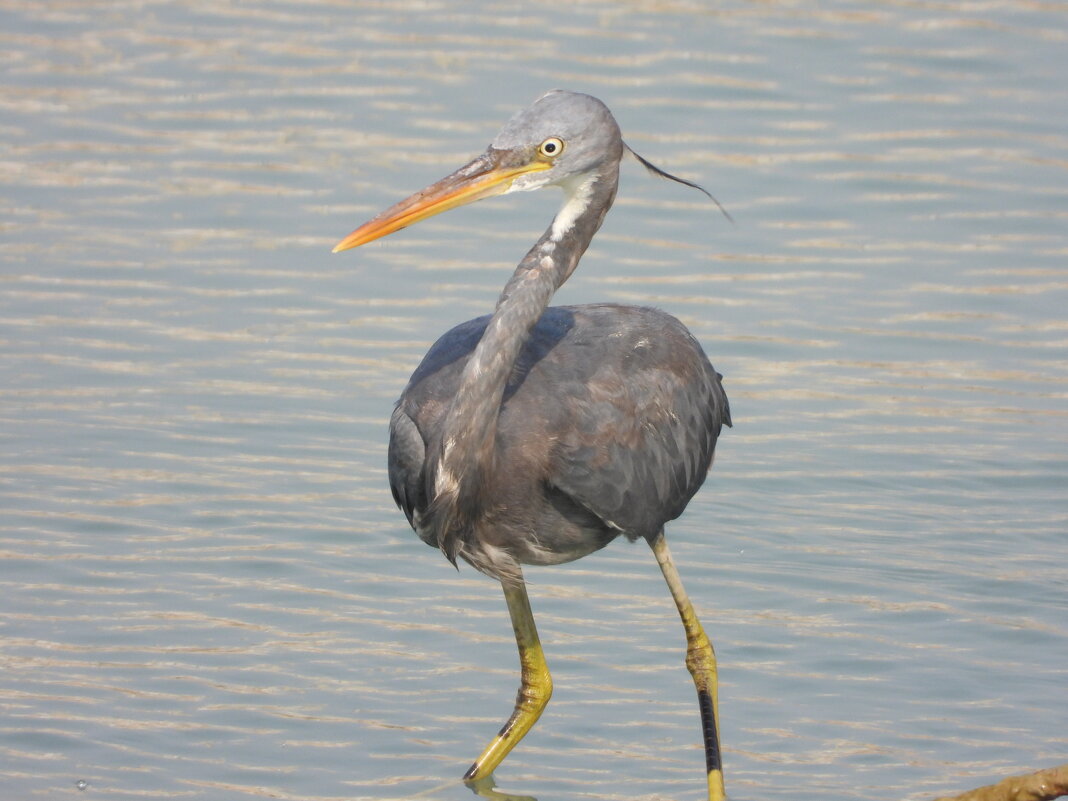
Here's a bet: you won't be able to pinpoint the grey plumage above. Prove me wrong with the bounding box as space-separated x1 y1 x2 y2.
374 90 731 583
335 90 733 797
389 303 730 581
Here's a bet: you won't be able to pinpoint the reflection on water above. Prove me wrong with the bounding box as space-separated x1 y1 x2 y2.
467 775 537 801
1 1 1066 800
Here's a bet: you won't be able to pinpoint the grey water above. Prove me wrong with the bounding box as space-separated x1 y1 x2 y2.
1 2 1066 800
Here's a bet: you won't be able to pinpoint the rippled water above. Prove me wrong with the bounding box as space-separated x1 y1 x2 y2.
2 2 1066 800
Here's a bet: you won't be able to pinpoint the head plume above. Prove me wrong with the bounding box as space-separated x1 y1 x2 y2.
625 144 734 224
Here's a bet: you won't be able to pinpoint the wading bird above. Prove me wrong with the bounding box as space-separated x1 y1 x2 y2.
334 90 731 801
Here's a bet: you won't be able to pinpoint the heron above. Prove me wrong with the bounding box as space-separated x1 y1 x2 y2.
334 90 732 801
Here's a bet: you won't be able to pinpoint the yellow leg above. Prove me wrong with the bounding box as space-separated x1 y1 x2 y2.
463 575 552 782
650 532 726 801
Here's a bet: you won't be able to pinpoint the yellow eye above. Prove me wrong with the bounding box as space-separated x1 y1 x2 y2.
538 137 564 158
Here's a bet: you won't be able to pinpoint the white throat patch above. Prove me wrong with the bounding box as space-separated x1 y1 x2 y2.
550 174 596 242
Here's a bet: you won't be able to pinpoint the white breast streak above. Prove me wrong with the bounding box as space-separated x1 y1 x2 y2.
434 436 459 498
550 173 596 242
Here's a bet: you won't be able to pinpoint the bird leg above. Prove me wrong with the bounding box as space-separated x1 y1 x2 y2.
463 574 553 783
650 532 726 801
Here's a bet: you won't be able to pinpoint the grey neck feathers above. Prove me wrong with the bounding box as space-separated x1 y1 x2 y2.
426 166 619 568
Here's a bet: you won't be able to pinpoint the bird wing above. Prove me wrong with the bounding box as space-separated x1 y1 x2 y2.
542 310 730 539
387 406 427 530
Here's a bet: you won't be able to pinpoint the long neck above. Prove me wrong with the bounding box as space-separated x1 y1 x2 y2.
427 166 619 566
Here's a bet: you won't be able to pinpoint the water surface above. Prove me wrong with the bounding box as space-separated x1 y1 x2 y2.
1 2 1066 800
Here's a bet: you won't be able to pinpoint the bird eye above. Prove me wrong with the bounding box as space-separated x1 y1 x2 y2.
538 137 564 158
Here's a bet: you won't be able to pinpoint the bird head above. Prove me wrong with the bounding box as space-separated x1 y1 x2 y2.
332 90 624 253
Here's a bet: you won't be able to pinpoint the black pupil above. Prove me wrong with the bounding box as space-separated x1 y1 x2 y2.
544 141 556 153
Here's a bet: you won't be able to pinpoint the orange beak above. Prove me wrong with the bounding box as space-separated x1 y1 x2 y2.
333 150 552 253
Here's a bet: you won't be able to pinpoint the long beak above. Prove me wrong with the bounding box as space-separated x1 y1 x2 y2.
333 150 551 253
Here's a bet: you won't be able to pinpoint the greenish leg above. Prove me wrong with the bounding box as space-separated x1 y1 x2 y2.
463 574 552 783
650 532 726 801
